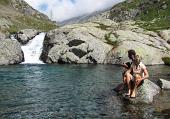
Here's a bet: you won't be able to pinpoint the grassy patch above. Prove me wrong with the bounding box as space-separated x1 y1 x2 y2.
8 25 19 34
110 0 170 31
6 15 57 33
16 15 57 31
0 0 10 5
94 22 110 30
135 0 170 31
162 57 170 65
104 32 120 47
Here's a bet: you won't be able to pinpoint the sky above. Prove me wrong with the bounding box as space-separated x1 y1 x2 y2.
24 0 125 22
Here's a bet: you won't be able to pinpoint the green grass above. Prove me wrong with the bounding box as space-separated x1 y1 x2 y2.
110 0 170 31
135 0 170 31
162 57 170 66
6 15 57 34
0 0 10 5
94 22 110 30
104 32 120 47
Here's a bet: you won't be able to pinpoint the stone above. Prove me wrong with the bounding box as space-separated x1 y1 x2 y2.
0 38 24 65
115 79 160 104
15 29 39 44
40 20 170 65
159 30 170 41
158 78 170 89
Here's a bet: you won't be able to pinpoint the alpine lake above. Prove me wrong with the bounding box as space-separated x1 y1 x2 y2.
0 64 169 119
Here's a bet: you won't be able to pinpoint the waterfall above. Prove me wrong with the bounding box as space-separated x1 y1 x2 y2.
21 33 45 64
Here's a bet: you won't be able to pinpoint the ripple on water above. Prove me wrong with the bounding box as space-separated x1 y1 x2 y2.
0 64 169 119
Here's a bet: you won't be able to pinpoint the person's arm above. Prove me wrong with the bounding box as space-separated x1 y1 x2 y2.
120 63 129 69
126 66 132 74
141 67 149 80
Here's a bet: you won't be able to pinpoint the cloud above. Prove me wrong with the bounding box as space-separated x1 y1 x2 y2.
24 0 125 22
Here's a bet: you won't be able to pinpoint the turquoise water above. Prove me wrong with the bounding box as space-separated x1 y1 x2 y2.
0 64 169 119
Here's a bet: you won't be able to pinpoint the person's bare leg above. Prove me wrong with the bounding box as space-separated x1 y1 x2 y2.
130 81 136 98
136 77 143 88
125 73 133 96
131 75 141 98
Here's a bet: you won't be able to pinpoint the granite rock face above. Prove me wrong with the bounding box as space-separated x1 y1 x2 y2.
0 38 24 65
40 24 113 64
14 29 39 45
41 20 170 65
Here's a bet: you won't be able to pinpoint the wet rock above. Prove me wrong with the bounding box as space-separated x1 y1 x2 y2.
158 78 170 89
15 29 39 45
115 79 160 104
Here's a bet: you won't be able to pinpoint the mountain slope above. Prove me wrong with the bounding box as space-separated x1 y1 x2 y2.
0 0 57 34
109 0 170 31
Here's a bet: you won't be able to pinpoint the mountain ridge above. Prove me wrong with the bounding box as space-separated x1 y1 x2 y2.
109 0 170 31
0 0 57 34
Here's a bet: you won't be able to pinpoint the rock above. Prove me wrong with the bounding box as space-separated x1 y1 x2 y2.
167 40 170 44
158 78 170 89
159 30 170 41
0 32 6 40
0 39 24 65
41 20 170 65
15 29 39 44
106 29 170 65
40 24 113 64
115 79 160 104
0 18 13 29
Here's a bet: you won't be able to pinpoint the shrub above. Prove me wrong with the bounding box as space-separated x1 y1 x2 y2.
162 57 170 66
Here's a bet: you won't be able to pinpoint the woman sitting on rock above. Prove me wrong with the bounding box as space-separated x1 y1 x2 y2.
125 55 149 98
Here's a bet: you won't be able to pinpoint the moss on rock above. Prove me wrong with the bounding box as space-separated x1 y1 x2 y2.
162 57 170 65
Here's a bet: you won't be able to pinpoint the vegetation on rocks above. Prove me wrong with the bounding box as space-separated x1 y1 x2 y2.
94 22 110 30
0 0 10 5
109 0 170 31
162 57 170 65
7 15 57 34
0 0 57 34
104 32 120 47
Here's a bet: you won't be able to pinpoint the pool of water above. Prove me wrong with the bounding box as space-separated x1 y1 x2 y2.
0 64 169 119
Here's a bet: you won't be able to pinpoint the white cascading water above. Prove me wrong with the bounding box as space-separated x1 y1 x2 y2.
21 33 45 64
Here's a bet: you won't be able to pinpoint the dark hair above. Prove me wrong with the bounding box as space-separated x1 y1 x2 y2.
128 49 136 56
125 62 131 69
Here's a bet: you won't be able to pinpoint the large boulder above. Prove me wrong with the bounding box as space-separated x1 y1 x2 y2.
115 79 160 104
105 28 170 65
0 39 24 65
15 29 39 45
41 20 170 65
40 22 113 64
